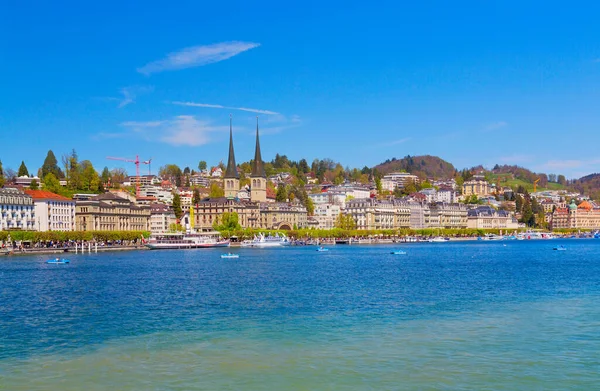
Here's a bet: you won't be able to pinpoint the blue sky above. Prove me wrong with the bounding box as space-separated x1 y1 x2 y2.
2 1 600 178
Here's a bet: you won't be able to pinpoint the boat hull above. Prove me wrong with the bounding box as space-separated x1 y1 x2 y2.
145 240 230 250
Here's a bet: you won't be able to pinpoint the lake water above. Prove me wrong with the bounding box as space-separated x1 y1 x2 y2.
1 240 599 390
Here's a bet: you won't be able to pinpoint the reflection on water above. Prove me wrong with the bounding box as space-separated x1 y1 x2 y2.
1 241 600 389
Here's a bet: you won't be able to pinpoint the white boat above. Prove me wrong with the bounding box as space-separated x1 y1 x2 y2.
240 233 292 248
390 250 406 255
145 233 230 250
220 253 239 259
517 231 555 240
480 234 504 241
429 237 449 243
316 247 329 252
553 245 567 251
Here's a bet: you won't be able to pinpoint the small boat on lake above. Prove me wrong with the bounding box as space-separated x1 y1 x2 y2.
220 253 239 259
429 237 449 243
316 247 329 252
553 245 567 251
47 258 69 264
390 250 406 255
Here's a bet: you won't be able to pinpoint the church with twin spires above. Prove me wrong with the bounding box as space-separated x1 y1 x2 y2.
191 116 308 232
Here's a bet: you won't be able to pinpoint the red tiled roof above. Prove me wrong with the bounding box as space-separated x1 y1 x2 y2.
24 189 71 201
266 187 276 199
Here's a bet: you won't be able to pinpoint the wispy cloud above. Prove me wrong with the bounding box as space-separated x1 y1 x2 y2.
593 58 600 63
118 86 154 108
483 121 508 132
171 101 279 115
119 116 227 146
388 137 411 146
137 41 260 75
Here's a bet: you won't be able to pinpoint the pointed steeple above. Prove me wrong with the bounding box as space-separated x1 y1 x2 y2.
224 114 238 179
251 116 266 178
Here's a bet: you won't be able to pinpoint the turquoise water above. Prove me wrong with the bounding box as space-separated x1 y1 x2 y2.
1 240 600 390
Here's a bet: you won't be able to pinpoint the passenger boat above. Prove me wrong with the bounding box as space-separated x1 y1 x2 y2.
145 233 230 250
240 233 291 248
429 237 449 243
220 253 239 259
517 231 555 240
47 258 70 264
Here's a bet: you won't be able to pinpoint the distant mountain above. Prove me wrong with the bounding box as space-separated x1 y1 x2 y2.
373 155 456 179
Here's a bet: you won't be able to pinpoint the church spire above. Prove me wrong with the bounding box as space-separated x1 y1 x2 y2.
251 116 266 178
224 114 238 179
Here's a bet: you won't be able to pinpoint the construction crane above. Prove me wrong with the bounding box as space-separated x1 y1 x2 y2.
143 158 153 175
106 155 151 197
533 178 541 193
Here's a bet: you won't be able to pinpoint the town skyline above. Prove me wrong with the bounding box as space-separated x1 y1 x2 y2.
3 2 600 178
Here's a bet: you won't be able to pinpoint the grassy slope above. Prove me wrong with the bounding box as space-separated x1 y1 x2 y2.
487 174 566 192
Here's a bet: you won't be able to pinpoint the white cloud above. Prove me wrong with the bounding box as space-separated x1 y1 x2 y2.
119 116 227 146
171 101 279 115
117 86 154 108
483 121 508 132
137 41 260 75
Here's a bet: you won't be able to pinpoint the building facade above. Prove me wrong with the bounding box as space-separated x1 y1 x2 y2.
462 177 490 197
313 204 341 230
0 188 35 231
381 172 420 192
150 203 177 234
467 206 519 230
345 198 410 230
24 190 75 231
550 200 600 230
75 193 150 231
429 202 468 229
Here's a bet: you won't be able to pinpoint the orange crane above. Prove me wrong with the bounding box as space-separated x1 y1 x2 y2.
106 155 152 197
533 178 541 193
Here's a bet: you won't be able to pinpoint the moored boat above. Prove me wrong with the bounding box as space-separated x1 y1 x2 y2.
145 233 230 250
240 232 292 248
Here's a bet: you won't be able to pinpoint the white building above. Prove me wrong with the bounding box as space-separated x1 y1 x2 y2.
436 189 457 204
309 192 347 208
381 172 420 191
150 203 177 234
139 185 174 205
407 201 431 229
313 203 341 230
0 188 35 231
15 175 41 187
25 190 75 231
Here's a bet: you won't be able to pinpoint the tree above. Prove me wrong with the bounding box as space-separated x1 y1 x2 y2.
42 173 62 194
185 176 191 188
557 174 567 186
192 188 201 205
110 167 127 185
214 212 242 231
18 161 29 177
209 182 224 198
298 159 309 174
29 179 39 190
335 213 356 230
276 183 288 202
198 160 207 172
41 150 64 178
168 223 185 232
172 193 183 220
375 177 382 194
80 161 100 192
183 166 190 175
0 160 4 187
101 167 111 184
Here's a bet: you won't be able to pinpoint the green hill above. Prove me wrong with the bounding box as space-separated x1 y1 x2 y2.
374 155 456 179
